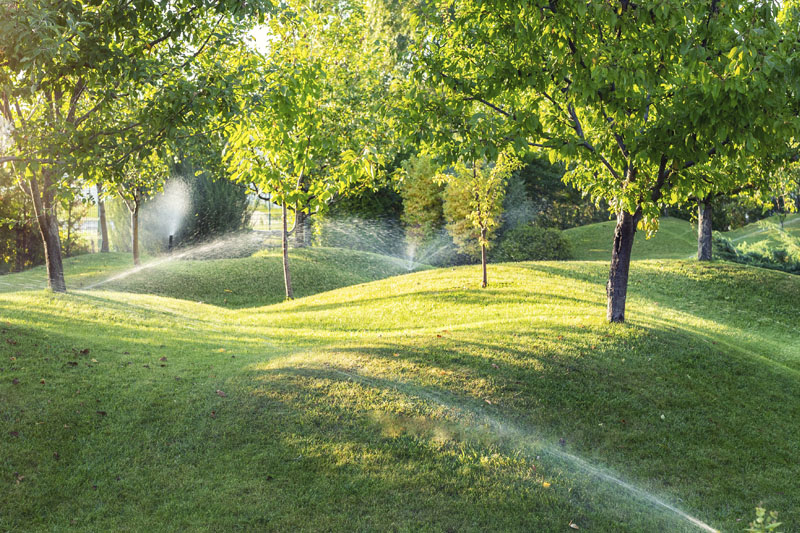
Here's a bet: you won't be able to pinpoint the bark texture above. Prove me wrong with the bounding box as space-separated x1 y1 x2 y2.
97 185 109 253
131 204 140 266
697 199 713 261
480 227 488 288
28 174 66 292
282 203 294 300
294 210 307 247
606 209 639 323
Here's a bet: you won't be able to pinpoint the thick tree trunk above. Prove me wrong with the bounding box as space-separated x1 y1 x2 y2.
480 227 488 288
294 210 307 247
282 203 294 300
131 204 140 266
606 210 639 323
697 198 713 261
97 185 109 253
28 176 66 292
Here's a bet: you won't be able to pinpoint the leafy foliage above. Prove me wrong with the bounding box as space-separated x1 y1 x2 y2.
173 161 251 245
440 155 520 260
492 224 572 262
399 153 445 245
745 507 783 533
713 226 800 275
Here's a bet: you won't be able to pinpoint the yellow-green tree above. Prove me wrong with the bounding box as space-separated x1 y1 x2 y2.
440 153 521 287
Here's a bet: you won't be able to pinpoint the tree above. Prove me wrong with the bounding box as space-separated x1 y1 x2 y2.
439 154 521 287
0 0 270 291
115 155 169 265
225 1 384 299
96 185 110 253
413 1 799 321
400 154 445 245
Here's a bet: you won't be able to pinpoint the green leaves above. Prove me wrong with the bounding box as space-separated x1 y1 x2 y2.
223 0 387 215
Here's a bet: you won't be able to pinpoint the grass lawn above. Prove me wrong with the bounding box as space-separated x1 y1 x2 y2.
724 213 800 246
564 217 697 261
1 248 798 532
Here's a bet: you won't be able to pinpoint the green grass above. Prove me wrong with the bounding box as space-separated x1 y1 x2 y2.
564 217 697 261
0 253 134 293
2 250 799 531
565 214 800 262
724 213 800 246
102 247 423 308
0 248 422 307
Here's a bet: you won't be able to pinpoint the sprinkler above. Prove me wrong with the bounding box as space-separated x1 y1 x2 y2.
168 234 174 253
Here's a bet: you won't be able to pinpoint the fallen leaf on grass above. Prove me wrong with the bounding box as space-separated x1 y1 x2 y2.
40 379 45 384
96 411 107 416
79 348 90 355
542 481 551 488
216 390 227 397
11 378 19 385
569 522 579 530
67 362 78 366
6 339 17 345
14 473 24 484
159 356 167 362
91 359 98 363
9 356 15 361
9 431 18 437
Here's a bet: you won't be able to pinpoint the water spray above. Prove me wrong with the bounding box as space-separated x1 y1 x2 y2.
326 366 719 533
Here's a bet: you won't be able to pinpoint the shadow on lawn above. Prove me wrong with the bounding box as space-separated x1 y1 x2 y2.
243 362 708 532
245 314 800 531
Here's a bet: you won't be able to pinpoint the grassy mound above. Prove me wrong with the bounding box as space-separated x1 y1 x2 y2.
564 217 697 261
0 253 134 293
0 247 422 307
724 213 800 246
1 259 798 531
564 213 800 262
101 247 422 308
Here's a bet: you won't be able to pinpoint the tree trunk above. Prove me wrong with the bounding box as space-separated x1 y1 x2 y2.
697 198 713 261
480 227 488 288
295 210 306 247
282 203 294 300
14 224 25 272
97 185 109 253
131 203 140 266
65 201 73 257
28 175 66 292
606 209 639 323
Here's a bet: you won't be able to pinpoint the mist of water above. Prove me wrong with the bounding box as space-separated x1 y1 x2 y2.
314 217 463 271
328 366 719 533
145 179 192 239
82 232 276 290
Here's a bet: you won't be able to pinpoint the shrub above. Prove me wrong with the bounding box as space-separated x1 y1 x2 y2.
713 229 800 275
492 224 572 262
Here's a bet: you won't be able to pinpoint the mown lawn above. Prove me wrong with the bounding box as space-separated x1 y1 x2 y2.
564 217 697 261
1 252 798 532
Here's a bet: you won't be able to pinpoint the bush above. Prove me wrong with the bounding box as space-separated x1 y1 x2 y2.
713 230 800 275
492 224 572 262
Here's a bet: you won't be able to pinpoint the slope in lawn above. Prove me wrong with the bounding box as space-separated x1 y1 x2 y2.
1 259 798 532
103 247 423 308
0 247 424 307
0 253 133 293
565 217 697 260
723 212 800 246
